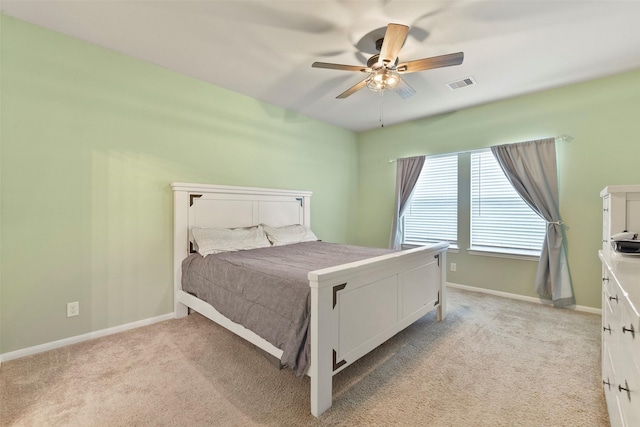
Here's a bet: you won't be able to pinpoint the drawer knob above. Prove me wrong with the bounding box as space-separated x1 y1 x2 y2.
609 294 618 303
603 325 611 334
603 378 612 390
602 277 609 282
618 380 631 401
622 324 635 339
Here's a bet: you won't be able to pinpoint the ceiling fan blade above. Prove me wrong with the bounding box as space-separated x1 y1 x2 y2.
379 23 409 66
312 62 370 72
397 52 464 74
395 78 416 99
336 78 369 99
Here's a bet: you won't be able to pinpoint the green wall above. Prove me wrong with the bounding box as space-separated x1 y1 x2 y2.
2 14 639 356
356 69 640 309
0 16 358 354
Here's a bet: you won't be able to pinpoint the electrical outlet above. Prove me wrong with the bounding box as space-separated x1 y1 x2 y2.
67 301 79 318
450 263 457 272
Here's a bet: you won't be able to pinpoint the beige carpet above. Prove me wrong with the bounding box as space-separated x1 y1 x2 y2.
1 288 609 426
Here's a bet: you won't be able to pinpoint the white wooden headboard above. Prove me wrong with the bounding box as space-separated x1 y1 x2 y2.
171 183 313 290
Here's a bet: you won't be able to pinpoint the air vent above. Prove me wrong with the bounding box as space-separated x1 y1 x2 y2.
447 77 477 90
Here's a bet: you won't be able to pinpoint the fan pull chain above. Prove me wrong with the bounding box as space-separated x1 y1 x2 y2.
379 90 385 127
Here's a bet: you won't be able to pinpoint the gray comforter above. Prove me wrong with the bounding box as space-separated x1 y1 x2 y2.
181 241 393 377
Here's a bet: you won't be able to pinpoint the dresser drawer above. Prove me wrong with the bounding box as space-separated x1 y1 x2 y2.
620 297 640 374
603 344 624 427
619 371 640 427
604 275 620 304
617 293 640 427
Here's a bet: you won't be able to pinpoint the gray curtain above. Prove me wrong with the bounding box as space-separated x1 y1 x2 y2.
491 138 574 307
390 156 426 249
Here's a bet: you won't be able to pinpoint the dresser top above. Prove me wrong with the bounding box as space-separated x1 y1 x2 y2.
600 185 640 197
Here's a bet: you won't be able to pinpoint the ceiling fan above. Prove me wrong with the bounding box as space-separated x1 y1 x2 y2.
312 23 464 100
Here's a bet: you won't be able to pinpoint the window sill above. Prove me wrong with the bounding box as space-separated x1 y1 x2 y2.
402 243 459 253
468 247 540 261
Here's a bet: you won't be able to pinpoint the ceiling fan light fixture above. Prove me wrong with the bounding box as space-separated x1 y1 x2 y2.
367 69 400 92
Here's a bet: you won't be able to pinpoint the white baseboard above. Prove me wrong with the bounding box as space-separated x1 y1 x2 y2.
1 284 600 363
447 282 602 315
0 312 174 363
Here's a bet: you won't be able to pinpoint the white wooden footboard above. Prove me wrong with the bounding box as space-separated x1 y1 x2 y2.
308 242 448 417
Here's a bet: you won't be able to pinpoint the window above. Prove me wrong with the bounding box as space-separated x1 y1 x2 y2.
470 149 546 256
403 154 458 246
401 149 546 258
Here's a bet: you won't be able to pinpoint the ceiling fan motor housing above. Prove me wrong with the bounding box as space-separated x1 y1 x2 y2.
367 54 398 69
367 54 380 68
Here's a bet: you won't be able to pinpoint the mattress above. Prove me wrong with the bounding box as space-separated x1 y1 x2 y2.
181 241 393 376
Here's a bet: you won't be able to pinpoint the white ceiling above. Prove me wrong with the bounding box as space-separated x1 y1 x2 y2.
3 1 640 132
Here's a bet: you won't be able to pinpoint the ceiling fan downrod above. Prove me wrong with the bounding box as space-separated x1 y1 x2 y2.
379 90 385 128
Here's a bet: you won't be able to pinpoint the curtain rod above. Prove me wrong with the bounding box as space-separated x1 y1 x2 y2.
388 135 574 163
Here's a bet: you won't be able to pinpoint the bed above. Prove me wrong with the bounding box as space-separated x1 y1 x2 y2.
172 182 448 417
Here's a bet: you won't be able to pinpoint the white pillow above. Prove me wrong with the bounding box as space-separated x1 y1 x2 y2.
191 225 271 256
262 224 318 246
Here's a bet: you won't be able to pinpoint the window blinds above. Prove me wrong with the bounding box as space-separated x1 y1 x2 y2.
470 150 546 253
403 154 458 245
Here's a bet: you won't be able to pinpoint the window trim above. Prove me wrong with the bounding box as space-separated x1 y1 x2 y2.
402 242 459 253
467 246 540 261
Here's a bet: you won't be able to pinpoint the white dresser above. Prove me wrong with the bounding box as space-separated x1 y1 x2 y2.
600 185 640 427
